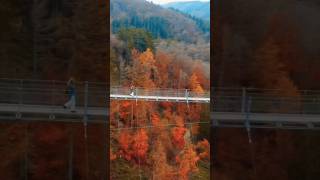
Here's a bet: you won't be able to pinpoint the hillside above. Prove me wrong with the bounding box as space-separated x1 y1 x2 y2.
0 1 108 179
110 0 209 43
213 0 320 179
163 1 210 21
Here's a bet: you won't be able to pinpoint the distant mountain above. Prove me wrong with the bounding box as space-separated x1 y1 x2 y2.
163 1 210 21
110 0 209 43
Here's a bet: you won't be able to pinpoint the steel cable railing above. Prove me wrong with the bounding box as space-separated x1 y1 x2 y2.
2 79 320 114
0 79 210 109
0 80 107 108
212 87 320 114
110 86 210 103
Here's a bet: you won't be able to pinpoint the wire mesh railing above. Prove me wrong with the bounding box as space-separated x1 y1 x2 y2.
110 86 210 102
0 79 108 108
212 87 320 114
0 79 210 110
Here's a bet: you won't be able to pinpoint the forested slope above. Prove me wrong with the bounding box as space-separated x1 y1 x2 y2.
213 0 320 179
163 1 210 21
110 0 209 43
0 0 107 179
0 0 106 81
110 0 210 179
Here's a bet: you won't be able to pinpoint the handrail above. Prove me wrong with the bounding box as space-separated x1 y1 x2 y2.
0 79 210 106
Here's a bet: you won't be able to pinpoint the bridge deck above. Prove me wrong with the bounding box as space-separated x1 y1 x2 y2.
110 94 210 103
0 103 107 122
212 112 320 130
110 86 209 103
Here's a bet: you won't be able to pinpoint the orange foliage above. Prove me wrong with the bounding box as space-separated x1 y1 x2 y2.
191 124 200 135
139 48 156 65
121 101 131 108
118 131 132 160
192 62 209 89
189 73 204 94
129 49 156 88
151 113 160 127
110 48 209 178
151 140 175 179
171 116 187 149
110 149 117 161
196 139 210 160
132 129 149 159
177 146 200 180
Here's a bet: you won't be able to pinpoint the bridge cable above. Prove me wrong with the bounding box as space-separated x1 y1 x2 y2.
245 96 257 178
110 121 210 131
138 129 142 179
186 89 190 110
24 122 29 180
83 81 89 180
134 98 142 179
212 120 218 180
104 90 108 180
184 89 193 143
135 88 138 105
131 101 134 128
117 101 120 131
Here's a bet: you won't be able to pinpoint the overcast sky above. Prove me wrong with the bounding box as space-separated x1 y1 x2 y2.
147 0 209 5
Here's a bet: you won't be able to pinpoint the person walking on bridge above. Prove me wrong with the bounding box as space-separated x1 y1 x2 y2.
130 83 135 96
64 78 76 112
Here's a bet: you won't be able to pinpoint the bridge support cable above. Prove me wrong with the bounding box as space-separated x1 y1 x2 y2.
241 87 246 113
83 81 89 180
103 91 108 180
117 101 120 131
49 80 56 120
131 102 134 128
24 123 29 180
211 123 219 180
135 88 138 105
17 79 23 119
245 97 252 144
245 96 257 178
185 89 190 110
68 126 74 180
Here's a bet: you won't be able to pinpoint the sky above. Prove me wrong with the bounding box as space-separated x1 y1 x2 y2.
147 0 209 5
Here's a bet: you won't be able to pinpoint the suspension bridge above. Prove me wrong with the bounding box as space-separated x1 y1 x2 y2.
0 79 209 122
0 79 106 122
1 79 320 130
212 87 320 130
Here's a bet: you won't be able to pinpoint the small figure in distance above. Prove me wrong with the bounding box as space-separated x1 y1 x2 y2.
63 77 76 112
130 83 135 96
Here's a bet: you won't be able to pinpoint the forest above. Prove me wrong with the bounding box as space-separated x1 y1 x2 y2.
110 33 210 179
0 0 108 179
110 0 210 179
0 0 210 179
213 0 320 179
110 0 210 43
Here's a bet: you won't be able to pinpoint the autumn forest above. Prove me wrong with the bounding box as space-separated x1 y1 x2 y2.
2 0 320 179
214 0 320 179
110 0 210 179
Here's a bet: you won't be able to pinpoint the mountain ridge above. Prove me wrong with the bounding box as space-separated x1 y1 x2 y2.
162 1 210 21
110 0 209 43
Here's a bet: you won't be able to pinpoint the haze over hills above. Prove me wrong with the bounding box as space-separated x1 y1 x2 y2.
162 1 210 21
110 0 209 43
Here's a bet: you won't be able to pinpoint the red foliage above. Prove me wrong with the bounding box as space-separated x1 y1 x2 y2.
196 139 210 160
132 129 149 159
110 149 117 161
151 113 160 127
110 48 209 178
118 131 132 160
177 146 200 179
171 127 187 149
